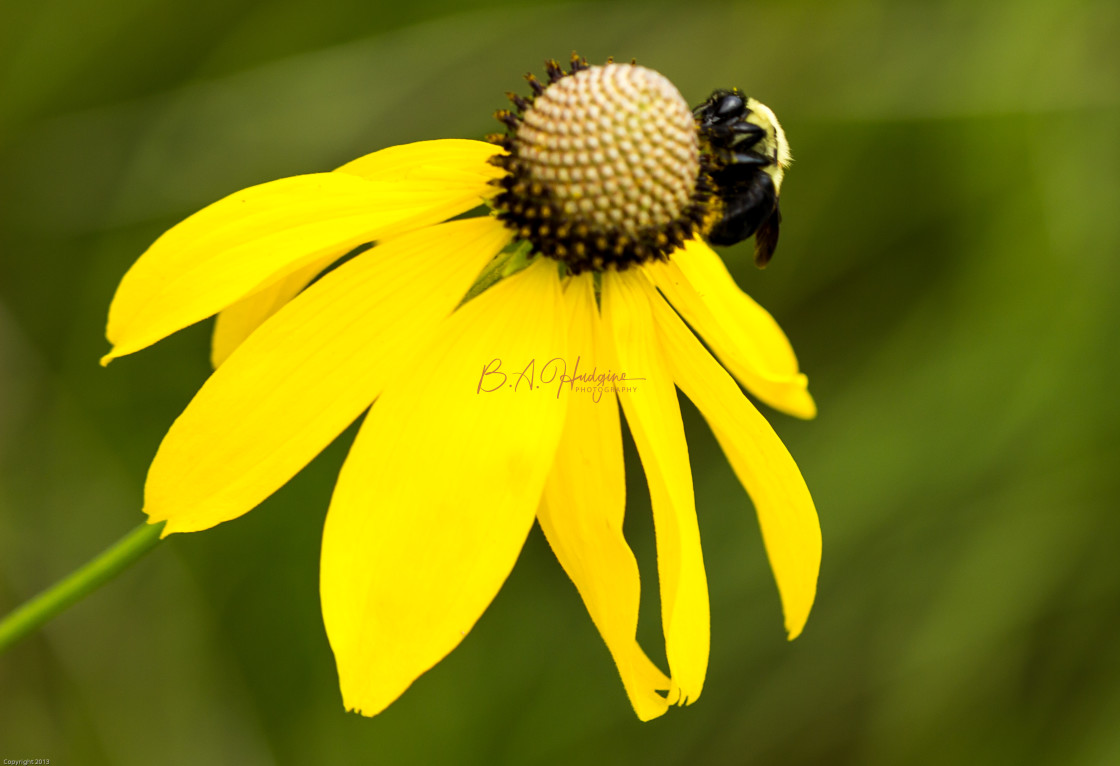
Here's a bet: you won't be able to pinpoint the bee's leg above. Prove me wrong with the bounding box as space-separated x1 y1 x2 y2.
753 205 781 268
705 122 766 147
727 148 770 165
710 151 772 187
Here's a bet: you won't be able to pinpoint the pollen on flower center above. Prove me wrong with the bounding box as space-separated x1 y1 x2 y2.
488 57 711 273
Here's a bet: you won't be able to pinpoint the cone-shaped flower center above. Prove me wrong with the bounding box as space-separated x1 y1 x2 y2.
491 62 709 273
518 64 699 234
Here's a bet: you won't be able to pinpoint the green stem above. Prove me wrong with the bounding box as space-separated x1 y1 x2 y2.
0 521 164 653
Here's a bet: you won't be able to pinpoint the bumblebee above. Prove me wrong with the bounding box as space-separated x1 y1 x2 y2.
693 89 791 267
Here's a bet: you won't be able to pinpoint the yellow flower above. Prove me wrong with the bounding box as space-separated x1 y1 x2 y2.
103 57 820 721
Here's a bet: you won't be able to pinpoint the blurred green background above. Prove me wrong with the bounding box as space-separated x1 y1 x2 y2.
1 0 1118 763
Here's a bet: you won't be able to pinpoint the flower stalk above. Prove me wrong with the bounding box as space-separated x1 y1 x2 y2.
0 521 164 653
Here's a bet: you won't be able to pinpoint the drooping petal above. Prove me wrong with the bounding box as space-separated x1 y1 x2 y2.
646 239 816 419
537 273 671 721
321 258 568 717
209 140 505 366
104 168 495 363
145 217 511 535
601 269 710 707
645 274 821 639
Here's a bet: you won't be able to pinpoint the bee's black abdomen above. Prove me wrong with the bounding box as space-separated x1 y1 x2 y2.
706 172 777 247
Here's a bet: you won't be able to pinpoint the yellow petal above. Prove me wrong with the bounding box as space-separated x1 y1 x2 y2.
209 140 505 367
145 217 511 534
321 258 569 717
646 239 817 419
335 138 505 188
210 256 330 368
646 274 821 639
601 269 710 706
537 273 671 722
104 170 494 363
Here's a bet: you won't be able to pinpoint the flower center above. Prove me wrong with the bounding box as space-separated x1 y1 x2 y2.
489 57 709 273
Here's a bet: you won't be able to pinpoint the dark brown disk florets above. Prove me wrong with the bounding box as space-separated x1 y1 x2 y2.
487 54 713 273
